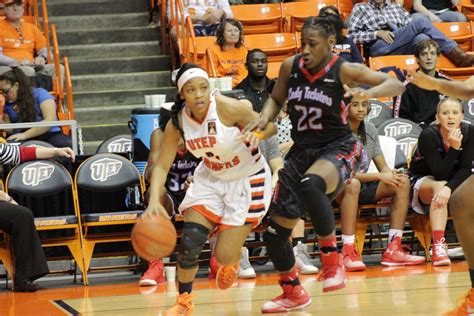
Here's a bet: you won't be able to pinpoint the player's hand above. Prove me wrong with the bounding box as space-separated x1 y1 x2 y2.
406 70 439 91
429 13 442 23
55 147 76 162
379 172 406 187
447 128 463 150
376 30 395 44
343 84 373 101
433 186 451 208
184 176 193 190
240 115 269 145
143 203 170 220
7 133 27 142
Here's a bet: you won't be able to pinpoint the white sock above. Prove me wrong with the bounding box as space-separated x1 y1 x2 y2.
342 234 355 245
389 229 403 242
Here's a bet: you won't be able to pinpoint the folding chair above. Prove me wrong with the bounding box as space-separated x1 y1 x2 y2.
96 135 132 154
74 153 143 275
5 159 88 285
244 33 298 63
434 22 473 52
367 100 393 128
377 118 423 138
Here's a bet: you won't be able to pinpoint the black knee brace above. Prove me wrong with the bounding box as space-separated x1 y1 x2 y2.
298 174 335 237
178 222 209 270
263 219 295 272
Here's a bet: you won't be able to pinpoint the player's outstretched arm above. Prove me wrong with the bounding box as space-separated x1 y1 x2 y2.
408 71 474 100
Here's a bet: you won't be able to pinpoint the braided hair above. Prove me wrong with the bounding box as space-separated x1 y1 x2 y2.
171 63 203 143
302 16 337 39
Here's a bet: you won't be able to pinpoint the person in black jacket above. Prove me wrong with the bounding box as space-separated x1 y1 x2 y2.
0 143 74 292
394 39 450 127
410 97 474 267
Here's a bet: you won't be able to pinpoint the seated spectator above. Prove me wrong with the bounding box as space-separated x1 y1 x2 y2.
410 97 474 266
168 0 233 66
0 0 62 82
412 0 467 22
139 107 200 286
203 19 248 88
336 94 425 271
235 49 275 113
394 39 450 128
0 68 71 147
319 6 364 64
0 143 75 292
348 0 474 67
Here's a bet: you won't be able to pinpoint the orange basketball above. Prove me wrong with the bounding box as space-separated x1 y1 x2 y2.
131 215 177 261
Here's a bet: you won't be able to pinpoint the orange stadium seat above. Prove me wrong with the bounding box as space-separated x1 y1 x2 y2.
267 61 282 79
369 55 419 74
459 0 474 21
434 22 473 52
245 33 298 63
336 0 353 22
231 3 283 34
282 2 320 32
436 54 474 80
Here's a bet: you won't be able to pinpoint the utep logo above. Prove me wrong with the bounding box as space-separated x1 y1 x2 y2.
22 162 54 186
367 104 382 121
397 137 418 158
468 99 474 116
384 122 413 138
107 138 131 153
90 158 122 182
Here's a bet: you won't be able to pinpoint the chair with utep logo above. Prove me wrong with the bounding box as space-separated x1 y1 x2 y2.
4 159 88 285
74 153 143 276
377 118 422 138
96 134 132 154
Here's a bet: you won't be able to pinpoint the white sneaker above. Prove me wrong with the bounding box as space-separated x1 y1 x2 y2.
238 247 256 279
294 241 319 274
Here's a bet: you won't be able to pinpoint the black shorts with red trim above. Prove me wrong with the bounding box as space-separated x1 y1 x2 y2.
270 134 363 219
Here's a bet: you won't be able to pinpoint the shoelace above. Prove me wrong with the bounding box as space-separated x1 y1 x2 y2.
346 247 361 261
433 239 448 257
177 293 195 309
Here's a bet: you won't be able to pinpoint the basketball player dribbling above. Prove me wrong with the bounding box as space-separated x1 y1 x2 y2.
143 63 276 315
408 72 474 315
243 16 405 313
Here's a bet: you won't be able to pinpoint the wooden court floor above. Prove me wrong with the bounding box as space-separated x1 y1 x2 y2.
0 261 471 315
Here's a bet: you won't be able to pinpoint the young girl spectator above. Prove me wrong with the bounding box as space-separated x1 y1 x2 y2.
0 68 71 147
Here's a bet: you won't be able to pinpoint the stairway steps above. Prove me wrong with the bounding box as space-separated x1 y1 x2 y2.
48 13 149 31
75 104 144 125
72 71 170 92
60 41 161 60
44 0 147 16
69 55 170 75
57 27 159 46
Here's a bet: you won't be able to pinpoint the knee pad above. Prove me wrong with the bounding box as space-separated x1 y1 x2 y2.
263 220 295 271
298 174 335 237
178 222 209 269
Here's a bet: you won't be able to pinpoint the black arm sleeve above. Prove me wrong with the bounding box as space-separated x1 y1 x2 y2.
418 128 461 181
446 126 474 191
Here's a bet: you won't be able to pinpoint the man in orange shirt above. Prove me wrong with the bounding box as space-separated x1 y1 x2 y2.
0 0 61 82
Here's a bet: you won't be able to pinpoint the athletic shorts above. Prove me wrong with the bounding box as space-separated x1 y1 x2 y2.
410 175 433 214
359 181 379 205
270 134 364 219
179 163 272 229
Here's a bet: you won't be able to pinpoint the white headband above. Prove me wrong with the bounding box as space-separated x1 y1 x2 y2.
177 68 210 92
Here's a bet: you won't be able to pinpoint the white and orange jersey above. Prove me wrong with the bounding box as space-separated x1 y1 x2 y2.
181 96 265 181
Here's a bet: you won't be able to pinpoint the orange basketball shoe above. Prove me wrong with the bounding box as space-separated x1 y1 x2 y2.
208 255 220 280
216 263 239 290
444 289 474 316
139 260 165 286
261 282 311 313
165 292 195 316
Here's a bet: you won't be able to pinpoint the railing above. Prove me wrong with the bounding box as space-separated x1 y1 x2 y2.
1 120 79 154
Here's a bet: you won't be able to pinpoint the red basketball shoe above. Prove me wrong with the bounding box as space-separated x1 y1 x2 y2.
320 251 346 292
139 259 165 286
342 244 366 272
432 238 451 266
261 282 311 313
381 236 425 266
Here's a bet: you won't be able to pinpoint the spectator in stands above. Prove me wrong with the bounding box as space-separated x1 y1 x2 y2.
318 6 364 64
410 97 474 266
336 94 425 271
168 0 233 65
0 143 75 292
412 0 467 22
348 0 474 67
0 68 71 147
203 19 248 88
394 39 450 128
235 49 275 113
0 0 62 81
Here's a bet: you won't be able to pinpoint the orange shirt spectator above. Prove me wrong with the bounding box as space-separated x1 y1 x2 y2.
203 19 248 88
0 18 47 64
